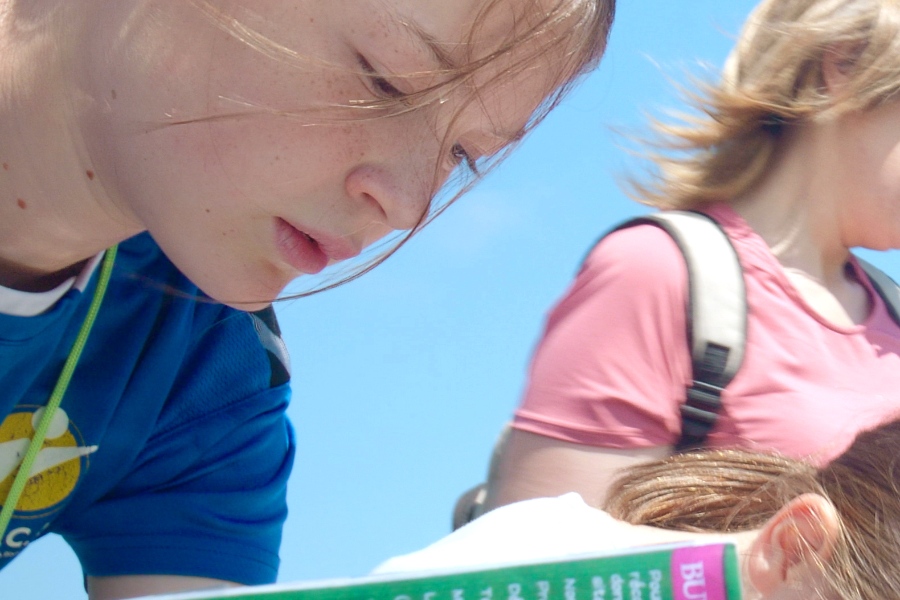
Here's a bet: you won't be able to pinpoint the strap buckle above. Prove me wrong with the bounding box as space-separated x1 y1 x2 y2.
676 380 725 452
684 380 724 413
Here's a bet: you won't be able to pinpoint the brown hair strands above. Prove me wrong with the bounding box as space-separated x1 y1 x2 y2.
604 418 900 600
627 0 900 210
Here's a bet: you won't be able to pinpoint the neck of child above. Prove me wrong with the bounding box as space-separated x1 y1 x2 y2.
0 0 143 293
730 123 871 326
731 124 851 283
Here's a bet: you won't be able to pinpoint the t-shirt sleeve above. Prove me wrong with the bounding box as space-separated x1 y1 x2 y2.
57 308 295 585
513 225 692 448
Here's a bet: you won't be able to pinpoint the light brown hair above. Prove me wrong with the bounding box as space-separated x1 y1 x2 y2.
604 418 900 600
630 0 900 210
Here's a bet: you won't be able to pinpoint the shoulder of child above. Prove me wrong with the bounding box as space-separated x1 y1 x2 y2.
577 223 688 293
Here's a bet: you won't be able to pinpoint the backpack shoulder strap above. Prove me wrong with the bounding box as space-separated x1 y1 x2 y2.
855 256 900 327
598 211 748 451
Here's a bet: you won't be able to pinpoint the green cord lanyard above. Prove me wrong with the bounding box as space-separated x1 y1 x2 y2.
0 245 118 542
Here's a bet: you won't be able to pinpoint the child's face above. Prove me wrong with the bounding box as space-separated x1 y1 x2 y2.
85 0 573 307
830 99 900 251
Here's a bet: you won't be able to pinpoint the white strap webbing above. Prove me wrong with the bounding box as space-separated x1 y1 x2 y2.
641 211 747 383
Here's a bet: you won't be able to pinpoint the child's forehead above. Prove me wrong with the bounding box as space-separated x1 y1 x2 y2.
361 0 568 58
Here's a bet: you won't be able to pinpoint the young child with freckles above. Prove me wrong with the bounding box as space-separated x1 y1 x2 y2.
0 0 615 598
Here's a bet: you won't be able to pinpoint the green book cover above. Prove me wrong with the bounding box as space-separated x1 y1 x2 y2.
142 541 742 600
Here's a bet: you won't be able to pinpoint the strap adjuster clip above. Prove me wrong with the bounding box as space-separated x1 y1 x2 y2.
685 380 724 411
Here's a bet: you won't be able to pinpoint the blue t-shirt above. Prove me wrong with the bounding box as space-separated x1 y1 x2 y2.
0 233 294 584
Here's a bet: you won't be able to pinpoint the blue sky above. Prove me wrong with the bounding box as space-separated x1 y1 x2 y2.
6 0 900 597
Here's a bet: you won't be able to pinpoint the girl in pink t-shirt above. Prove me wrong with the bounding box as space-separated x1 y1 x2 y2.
480 0 900 514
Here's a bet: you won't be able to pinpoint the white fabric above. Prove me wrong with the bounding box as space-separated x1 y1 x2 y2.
373 493 632 574
0 252 104 317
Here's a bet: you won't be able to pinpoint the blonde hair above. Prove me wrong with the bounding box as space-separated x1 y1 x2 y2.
631 0 900 209
186 0 616 297
604 418 900 600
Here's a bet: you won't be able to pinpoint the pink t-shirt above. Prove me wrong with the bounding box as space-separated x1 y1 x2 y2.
514 204 900 463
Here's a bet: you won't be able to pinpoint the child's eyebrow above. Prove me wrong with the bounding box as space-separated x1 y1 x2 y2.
398 16 459 72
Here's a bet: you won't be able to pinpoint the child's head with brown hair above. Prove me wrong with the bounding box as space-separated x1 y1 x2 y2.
604 418 900 600
629 0 900 209
70 0 614 306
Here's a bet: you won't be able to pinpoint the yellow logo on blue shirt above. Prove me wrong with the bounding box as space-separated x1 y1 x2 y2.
0 406 97 517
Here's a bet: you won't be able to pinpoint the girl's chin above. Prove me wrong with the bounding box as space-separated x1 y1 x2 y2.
220 298 276 312
195 274 288 312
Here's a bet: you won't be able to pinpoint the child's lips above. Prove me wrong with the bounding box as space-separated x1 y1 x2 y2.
273 218 360 274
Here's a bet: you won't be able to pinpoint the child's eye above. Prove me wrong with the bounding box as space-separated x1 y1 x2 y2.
357 54 405 99
451 143 479 175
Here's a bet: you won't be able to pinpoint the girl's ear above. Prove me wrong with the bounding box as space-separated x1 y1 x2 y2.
744 493 840 597
821 44 860 97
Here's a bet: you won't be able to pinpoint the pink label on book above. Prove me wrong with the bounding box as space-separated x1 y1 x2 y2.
671 544 727 600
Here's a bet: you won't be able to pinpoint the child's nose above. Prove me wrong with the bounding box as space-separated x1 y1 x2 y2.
344 164 431 232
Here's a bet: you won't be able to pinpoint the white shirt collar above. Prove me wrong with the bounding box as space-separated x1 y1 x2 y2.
0 252 105 317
